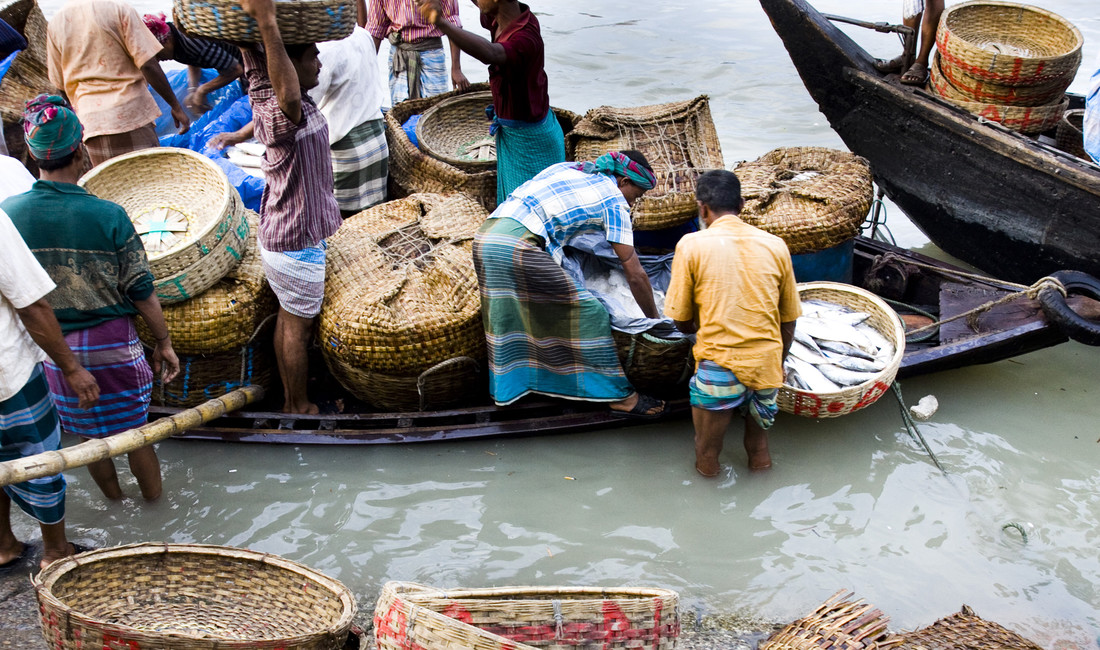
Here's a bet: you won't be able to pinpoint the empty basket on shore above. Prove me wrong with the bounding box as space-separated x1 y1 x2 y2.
320 193 488 410
79 147 247 304
777 283 904 419
568 96 724 230
34 543 357 650
375 582 681 650
173 0 355 44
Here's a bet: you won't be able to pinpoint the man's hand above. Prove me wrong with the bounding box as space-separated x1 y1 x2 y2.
209 132 242 151
416 0 442 24
63 367 100 410
170 104 192 134
152 340 181 384
184 90 211 115
451 68 469 92
239 0 276 19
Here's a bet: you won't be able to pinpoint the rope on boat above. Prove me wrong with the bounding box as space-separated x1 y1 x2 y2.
0 386 263 488
891 381 946 475
872 253 1066 338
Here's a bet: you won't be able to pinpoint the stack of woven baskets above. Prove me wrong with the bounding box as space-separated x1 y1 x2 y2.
81 148 277 407
173 0 355 44
0 0 54 171
568 95 725 231
375 582 681 650
930 0 1082 135
320 193 489 411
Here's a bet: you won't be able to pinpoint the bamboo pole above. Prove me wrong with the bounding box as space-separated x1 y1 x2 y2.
0 385 264 488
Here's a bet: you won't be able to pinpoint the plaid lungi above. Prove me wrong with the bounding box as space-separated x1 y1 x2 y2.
43 317 153 440
473 217 633 406
259 240 327 318
689 360 779 429
388 46 449 104
495 110 566 205
1 365 66 524
84 122 158 168
331 118 388 213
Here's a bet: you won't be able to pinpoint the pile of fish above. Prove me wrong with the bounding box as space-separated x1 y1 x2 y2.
783 299 896 393
225 141 266 179
586 268 666 320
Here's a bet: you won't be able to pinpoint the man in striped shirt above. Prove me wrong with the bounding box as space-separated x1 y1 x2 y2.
365 0 468 103
143 14 243 115
239 0 342 415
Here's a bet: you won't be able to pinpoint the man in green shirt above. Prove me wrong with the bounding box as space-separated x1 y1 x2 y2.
3 95 180 501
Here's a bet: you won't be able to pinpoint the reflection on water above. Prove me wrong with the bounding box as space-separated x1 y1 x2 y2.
20 0 1100 646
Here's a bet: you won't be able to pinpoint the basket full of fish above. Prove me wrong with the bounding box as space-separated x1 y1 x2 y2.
779 282 905 419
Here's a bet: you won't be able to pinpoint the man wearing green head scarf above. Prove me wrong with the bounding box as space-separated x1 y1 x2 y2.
3 95 181 503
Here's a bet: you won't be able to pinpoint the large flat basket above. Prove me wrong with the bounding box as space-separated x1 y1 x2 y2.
174 0 355 44
34 542 357 650
777 283 904 419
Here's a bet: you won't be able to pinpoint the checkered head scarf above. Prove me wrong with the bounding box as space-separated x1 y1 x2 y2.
573 151 657 190
23 94 83 160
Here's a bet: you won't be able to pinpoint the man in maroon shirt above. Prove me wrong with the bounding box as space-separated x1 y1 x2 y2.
418 0 565 204
239 0 342 415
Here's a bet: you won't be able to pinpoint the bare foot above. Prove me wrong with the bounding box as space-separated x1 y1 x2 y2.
284 401 320 415
39 542 80 571
748 453 773 471
695 458 720 478
0 540 27 566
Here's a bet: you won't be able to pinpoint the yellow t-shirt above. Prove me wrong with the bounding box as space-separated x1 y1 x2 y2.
46 0 163 139
664 214 802 389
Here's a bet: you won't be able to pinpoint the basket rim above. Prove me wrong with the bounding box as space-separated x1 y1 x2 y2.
77 147 235 262
941 0 1084 62
33 542 357 645
393 581 681 601
781 282 905 397
415 90 495 169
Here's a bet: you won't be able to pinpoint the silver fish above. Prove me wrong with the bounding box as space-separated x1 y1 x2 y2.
816 338 876 361
783 362 811 391
816 363 879 387
796 316 875 353
784 356 841 392
802 300 871 326
788 339 831 365
821 350 886 373
793 327 826 355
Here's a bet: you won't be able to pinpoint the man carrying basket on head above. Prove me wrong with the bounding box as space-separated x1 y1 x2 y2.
237 0 343 415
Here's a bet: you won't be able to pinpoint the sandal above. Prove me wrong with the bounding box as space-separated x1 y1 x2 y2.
900 62 929 86
0 543 29 570
610 393 667 420
873 54 906 74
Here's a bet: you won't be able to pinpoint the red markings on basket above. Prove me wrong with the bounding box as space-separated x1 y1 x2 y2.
100 633 141 649
792 381 891 417
441 603 473 623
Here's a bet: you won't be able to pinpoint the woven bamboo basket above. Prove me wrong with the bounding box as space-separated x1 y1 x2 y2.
137 210 275 353
733 147 873 255
320 193 488 409
152 330 277 407
416 90 495 172
386 83 580 212
1055 109 1087 159
376 582 681 650
173 0 355 44
376 582 539 650
33 543 357 650
80 147 247 304
929 51 1071 107
759 591 895 650
928 61 1068 135
935 1 1083 88
883 605 1042 649
0 0 54 171
568 96 724 231
612 329 693 398
777 283 904 419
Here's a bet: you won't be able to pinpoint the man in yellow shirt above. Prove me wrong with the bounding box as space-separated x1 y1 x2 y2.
664 170 801 477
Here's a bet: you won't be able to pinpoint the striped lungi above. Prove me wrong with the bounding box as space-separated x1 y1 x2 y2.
43 317 153 440
259 240 327 318
472 217 633 406
84 122 158 168
331 118 388 213
689 360 779 429
1 365 66 524
388 46 449 104
494 110 566 205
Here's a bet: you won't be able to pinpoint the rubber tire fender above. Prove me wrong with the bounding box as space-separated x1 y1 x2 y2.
1038 270 1100 346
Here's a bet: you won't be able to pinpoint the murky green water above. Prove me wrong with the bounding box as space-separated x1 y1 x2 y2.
21 0 1100 646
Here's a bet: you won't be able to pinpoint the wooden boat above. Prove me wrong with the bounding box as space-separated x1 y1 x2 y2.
158 236 1100 444
758 0 1100 285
